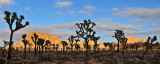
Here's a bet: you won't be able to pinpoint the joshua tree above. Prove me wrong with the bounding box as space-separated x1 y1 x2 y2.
61 41 68 52
75 43 80 51
55 44 59 51
2 40 9 57
120 37 127 55
113 29 124 52
68 35 75 51
134 43 139 51
4 11 29 59
22 34 29 59
129 44 134 50
37 38 44 54
150 36 157 51
3 40 9 51
42 40 50 54
76 19 96 58
108 43 113 51
31 33 38 55
91 36 100 53
138 36 157 60
103 42 109 50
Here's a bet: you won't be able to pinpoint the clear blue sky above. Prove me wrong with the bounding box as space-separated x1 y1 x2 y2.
0 0 160 46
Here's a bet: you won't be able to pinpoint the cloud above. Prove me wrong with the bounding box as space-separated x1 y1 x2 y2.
55 1 73 7
85 5 96 10
132 19 146 23
99 18 112 22
25 7 29 10
150 24 159 27
77 11 90 16
95 23 141 31
125 28 160 36
56 11 66 15
112 8 119 12
0 0 15 8
0 11 5 22
115 8 160 20
56 10 75 16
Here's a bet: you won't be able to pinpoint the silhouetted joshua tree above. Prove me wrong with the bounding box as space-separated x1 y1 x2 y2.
42 40 50 54
129 44 134 50
2 40 9 57
150 36 157 51
3 40 9 51
75 43 80 51
76 19 96 59
91 36 100 53
103 42 109 50
31 33 38 55
61 41 68 52
68 35 75 51
22 34 29 59
4 11 29 59
134 43 139 51
120 37 127 55
37 38 44 55
113 29 124 53
137 36 157 60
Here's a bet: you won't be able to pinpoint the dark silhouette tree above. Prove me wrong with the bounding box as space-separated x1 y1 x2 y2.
31 33 38 55
61 41 68 52
91 36 100 53
120 37 127 55
113 29 124 53
75 43 80 51
55 44 59 51
150 36 157 51
138 36 157 60
155 42 159 46
134 43 139 51
4 11 29 59
42 40 50 54
75 19 96 59
103 42 109 50
68 35 75 51
3 40 9 52
37 38 44 55
22 34 29 59
129 44 134 50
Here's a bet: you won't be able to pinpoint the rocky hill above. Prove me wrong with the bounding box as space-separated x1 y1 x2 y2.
6 31 159 51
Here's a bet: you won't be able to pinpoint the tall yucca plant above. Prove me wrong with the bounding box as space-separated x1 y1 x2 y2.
22 34 29 59
31 33 38 55
76 19 96 59
4 11 29 60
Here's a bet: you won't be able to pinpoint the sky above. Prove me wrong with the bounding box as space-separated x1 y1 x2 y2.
0 0 160 46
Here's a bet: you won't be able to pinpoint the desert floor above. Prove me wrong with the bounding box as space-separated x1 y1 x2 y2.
0 50 160 64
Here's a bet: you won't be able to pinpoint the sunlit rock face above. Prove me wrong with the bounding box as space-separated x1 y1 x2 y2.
7 31 105 51
6 32 158 51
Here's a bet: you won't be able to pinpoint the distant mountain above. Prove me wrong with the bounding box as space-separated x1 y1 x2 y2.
6 31 159 51
7 31 105 51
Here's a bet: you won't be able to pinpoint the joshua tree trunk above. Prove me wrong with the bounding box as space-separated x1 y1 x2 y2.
85 39 89 59
8 31 13 60
117 41 119 52
42 46 44 54
24 45 26 59
122 43 124 55
39 45 41 54
63 46 65 52
151 42 153 51
34 40 37 55
71 45 73 51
